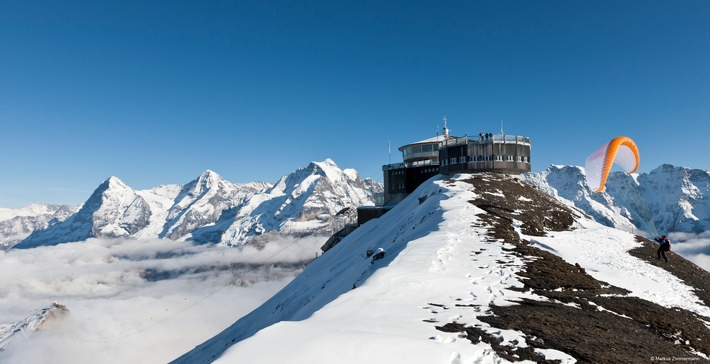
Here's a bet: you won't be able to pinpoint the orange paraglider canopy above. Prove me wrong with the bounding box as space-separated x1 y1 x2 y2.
584 136 640 193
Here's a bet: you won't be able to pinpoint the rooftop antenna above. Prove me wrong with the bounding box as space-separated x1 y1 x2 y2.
500 119 504 135
388 140 391 164
442 115 449 137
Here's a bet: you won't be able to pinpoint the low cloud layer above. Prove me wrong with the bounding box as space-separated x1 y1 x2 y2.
0 237 323 364
667 232 710 272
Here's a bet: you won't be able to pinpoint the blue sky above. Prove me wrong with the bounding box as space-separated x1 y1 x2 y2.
1 1 709 208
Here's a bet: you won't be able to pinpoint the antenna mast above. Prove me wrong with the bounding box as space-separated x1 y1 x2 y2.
388 140 391 164
442 115 449 137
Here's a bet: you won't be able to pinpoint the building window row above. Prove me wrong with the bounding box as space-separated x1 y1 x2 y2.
402 144 439 156
441 155 530 165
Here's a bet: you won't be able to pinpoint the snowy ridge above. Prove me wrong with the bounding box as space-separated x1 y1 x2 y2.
524 164 710 235
159 170 268 240
217 159 377 247
0 204 78 249
0 302 69 352
8 160 381 249
172 173 710 363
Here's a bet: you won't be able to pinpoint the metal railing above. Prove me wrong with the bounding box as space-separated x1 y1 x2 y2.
382 158 439 170
442 134 531 146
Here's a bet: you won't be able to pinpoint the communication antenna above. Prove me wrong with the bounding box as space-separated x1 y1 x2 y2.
442 115 449 137
388 140 391 164
500 120 504 135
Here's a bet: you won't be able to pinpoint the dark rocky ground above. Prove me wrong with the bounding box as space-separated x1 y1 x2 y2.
435 174 710 363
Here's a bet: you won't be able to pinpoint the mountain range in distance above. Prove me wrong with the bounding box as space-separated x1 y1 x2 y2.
2 159 381 250
0 160 708 250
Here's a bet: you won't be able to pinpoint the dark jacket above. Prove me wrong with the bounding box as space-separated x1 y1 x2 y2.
656 237 671 251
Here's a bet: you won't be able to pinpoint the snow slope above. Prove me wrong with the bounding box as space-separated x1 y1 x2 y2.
172 174 710 363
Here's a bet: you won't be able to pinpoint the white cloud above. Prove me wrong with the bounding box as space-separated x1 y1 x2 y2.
667 232 710 272
0 237 323 364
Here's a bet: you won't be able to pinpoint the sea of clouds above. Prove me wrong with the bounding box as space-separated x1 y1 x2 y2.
0 236 323 364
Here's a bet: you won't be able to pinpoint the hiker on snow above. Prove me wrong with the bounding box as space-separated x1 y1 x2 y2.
655 235 671 262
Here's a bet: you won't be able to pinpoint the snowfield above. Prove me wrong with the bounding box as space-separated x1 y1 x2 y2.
529 224 710 318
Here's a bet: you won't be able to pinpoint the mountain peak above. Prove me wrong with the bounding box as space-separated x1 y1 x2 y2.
196 169 223 183
188 170 227 193
104 176 128 189
314 158 336 167
307 159 342 180
200 169 220 177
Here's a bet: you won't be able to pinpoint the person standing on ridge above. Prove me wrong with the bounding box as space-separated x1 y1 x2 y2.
655 235 671 262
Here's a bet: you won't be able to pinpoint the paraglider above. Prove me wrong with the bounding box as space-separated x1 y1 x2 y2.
584 136 640 193
584 135 659 237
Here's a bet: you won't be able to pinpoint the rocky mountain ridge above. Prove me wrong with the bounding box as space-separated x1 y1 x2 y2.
0 302 70 352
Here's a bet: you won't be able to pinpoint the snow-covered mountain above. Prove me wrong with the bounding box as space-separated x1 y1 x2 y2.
0 204 78 249
5 162 705 250
524 164 710 236
171 173 710 363
0 302 69 352
210 159 380 247
9 160 381 249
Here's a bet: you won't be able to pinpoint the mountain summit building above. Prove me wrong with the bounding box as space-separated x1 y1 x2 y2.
325 119 532 252
380 119 531 207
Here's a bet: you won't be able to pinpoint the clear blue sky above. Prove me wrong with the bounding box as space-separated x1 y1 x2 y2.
1 1 709 208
